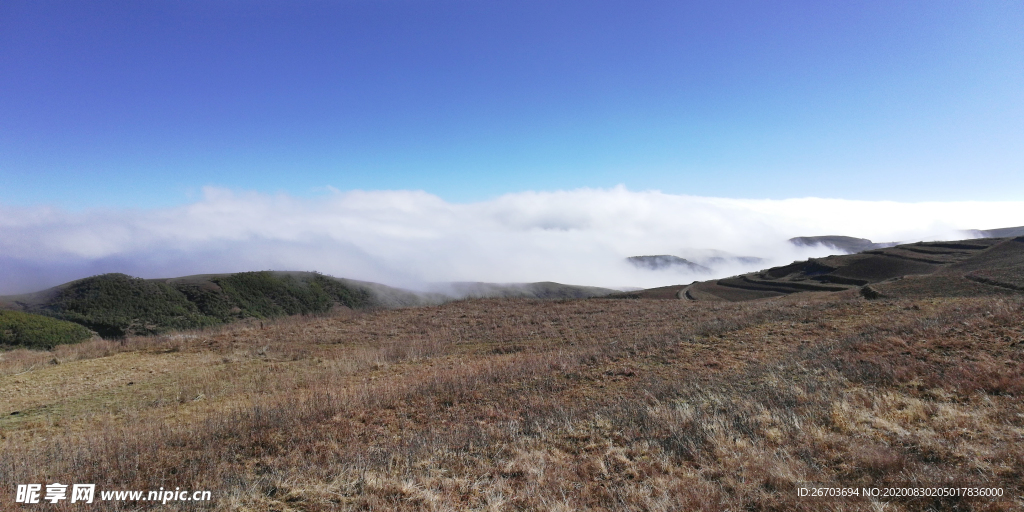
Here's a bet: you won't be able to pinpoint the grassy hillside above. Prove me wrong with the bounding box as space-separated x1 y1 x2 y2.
1 294 1020 510
0 310 93 349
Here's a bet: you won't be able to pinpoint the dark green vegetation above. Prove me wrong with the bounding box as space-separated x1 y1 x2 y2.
49 273 223 338
0 310 93 349
175 271 371 322
1 272 372 339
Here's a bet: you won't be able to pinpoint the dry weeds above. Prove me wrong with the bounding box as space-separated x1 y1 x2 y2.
2 295 1022 510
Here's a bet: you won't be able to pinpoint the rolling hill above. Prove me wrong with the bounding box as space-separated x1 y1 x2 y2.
624 235 1024 301
0 271 617 340
0 310 94 349
0 271 375 338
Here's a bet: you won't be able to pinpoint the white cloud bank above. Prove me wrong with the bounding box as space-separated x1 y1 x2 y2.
2 186 1023 295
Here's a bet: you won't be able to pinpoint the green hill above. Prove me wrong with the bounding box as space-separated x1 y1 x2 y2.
1 271 372 339
0 310 94 349
172 271 371 322
48 273 222 337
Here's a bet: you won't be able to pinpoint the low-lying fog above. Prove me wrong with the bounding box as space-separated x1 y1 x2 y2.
2 186 1023 295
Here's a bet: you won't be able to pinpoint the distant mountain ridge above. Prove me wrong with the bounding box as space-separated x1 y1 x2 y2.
966 226 1024 239
788 236 897 253
430 281 616 299
789 226 1024 255
626 252 765 273
627 255 711 273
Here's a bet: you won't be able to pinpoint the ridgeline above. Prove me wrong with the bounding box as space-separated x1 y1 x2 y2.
1 271 371 339
0 271 618 343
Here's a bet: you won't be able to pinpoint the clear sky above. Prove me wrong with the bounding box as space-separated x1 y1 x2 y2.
2 0 1022 209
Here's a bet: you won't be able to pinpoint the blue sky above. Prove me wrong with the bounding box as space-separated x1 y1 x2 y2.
2 0 1022 208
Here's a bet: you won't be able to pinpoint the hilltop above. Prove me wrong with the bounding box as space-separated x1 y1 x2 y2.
788 235 896 253
625 252 765 276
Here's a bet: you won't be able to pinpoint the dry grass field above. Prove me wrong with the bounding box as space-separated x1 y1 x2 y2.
2 292 1023 510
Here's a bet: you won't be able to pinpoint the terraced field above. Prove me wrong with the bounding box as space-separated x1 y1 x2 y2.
685 237 1022 302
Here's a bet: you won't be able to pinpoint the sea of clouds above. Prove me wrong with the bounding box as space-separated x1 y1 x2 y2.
2 186 1023 295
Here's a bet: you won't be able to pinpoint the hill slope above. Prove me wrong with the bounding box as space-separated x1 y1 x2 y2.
0 272 617 339
0 271 375 338
0 310 94 349
673 236 1024 302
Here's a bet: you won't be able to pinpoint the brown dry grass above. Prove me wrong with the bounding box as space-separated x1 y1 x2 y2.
1 294 1022 511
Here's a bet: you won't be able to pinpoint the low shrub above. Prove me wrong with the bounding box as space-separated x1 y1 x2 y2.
0 310 94 349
